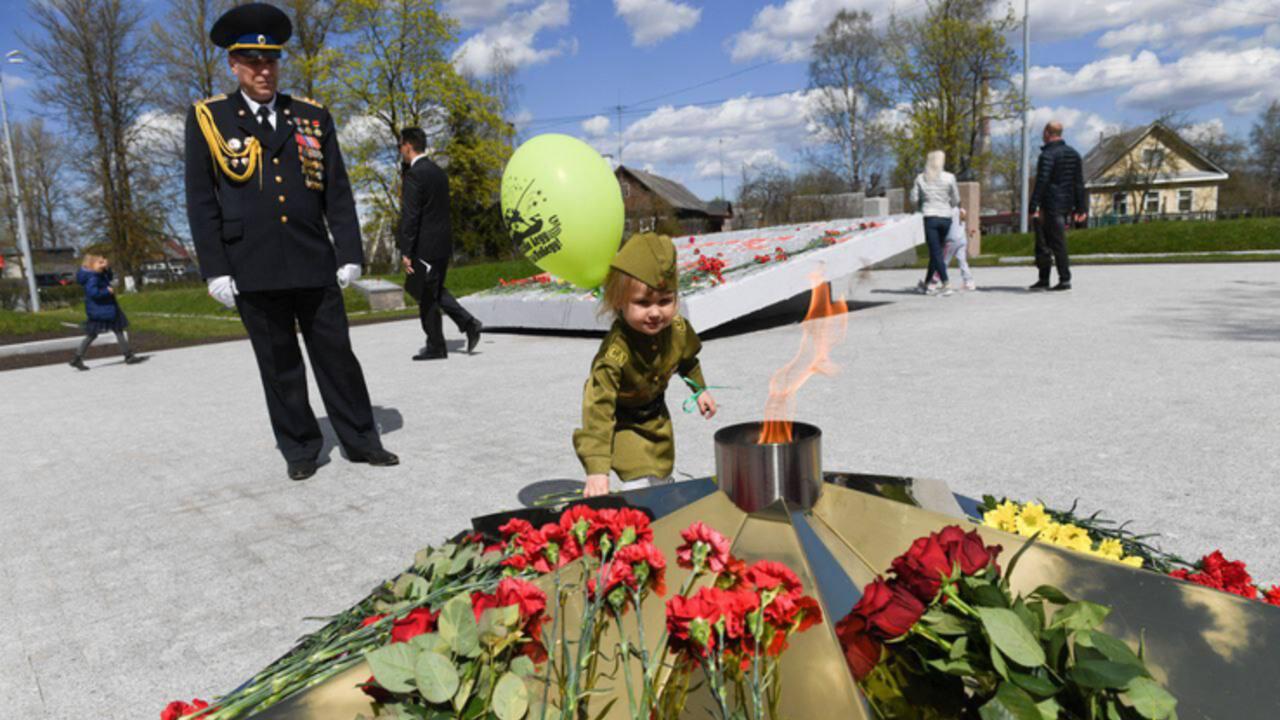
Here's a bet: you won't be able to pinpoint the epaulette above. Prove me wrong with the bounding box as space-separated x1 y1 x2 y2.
194 93 228 107
294 95 324 108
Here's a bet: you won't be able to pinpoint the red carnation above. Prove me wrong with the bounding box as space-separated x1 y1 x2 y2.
1264 586 1280 606
498 518 535 543
676 521 732 573
390 607 438 643
835 613 883 681
746 560 802 597
666 591 722 659
161 699 210 720
851 578 925 640
891 534 952 602
360 613 385 628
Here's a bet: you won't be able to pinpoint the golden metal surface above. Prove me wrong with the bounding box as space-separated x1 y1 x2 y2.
249 663 372 719
814 484 1280 718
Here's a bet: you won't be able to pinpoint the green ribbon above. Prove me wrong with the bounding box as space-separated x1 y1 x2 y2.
682 376 732 414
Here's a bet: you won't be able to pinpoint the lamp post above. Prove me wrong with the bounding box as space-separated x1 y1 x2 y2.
1018 0 1031 235
1 49 38 312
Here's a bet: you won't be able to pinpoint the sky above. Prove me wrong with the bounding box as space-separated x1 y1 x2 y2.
2 0 1279 203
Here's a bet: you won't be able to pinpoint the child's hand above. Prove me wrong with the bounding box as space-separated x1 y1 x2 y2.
697 391 717 419
584 474 610 497
108 287 115 294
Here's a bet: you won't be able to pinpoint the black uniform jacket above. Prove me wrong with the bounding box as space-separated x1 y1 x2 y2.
184 90 363 292
397 155 453 263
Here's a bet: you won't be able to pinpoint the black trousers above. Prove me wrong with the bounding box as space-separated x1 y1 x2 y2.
1034 213 1071 282
236 286 382 463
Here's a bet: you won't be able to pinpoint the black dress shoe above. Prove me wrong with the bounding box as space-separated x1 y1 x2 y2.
413 349 447 361
1050 281 1072 292
287 459 318 481
1028 280 1051 291
124 354 148 365
69 357 89 371
465 321 483 354
348 448 400 466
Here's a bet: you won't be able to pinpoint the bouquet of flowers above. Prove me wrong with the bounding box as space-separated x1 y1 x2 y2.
838 525 1178 720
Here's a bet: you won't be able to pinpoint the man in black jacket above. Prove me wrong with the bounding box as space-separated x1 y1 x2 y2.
397 127 482 360
1028 121 1088 291
185 3 398 480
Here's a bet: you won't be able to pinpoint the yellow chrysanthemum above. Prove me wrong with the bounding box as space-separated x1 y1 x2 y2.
1039 522 1063 544
1054 524 1094 553
1096 538 1125 560
1015 502 1050 538
983 501 1020 533
1120 556 1144 568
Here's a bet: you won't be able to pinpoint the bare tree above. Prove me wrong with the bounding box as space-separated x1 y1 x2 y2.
148 0 230 113
738 163 796 226
28 0 164 282
1251 100 1280 211
807 10 890 192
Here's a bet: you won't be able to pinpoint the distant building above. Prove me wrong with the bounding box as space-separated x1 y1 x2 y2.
1083 122 1229 221
615 166 731 236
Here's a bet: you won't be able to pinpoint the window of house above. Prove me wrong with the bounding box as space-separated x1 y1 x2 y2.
1142 148 1164 167
1144 191 1161 214
621 180 630 198
639 216 655 232
1178 189 1192 212
1112 193 1128 215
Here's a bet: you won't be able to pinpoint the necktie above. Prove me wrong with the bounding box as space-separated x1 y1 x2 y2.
256 105 272 130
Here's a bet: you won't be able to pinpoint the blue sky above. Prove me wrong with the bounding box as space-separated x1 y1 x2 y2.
3 0 1279 202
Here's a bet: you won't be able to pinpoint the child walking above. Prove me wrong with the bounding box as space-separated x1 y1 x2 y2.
573 233 717 497
927 207 977 291
69 254 144 370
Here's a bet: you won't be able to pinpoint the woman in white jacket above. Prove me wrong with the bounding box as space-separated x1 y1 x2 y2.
912 150 960 295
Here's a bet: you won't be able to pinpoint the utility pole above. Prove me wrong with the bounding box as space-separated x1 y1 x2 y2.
718 138 725 199
1 50 38 312
1018 0 1031 234
615 101 624 166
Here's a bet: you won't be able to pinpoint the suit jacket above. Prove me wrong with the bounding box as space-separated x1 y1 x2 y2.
184 90 363 292
398 155 453 263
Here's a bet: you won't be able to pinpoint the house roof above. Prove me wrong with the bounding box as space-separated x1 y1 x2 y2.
706 199 733 217
1082 122 1229 188
618 166 708 214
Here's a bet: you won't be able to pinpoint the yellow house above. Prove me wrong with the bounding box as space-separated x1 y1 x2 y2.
1082 122 1228 221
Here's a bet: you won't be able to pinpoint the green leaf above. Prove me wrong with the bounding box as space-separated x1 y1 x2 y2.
392 573 430 601
1012 599 1043 635
1126 677 1177 719
1035 698 1061 720
415 651 460 704
1029 585 1072 604
510 656 537 678
978 682 1042 720
1078 630 1144 669
453 671 475 714
492 672 529 720
990 638 1011 680
966 577 1011 608
440 594 481 658
1069 660 1144 690
949 636 970 661
978 607 1046 668
478 605 520 644
408 632 450 655
1048 601 1111 632
921 607 970 636
366 644 419 694
1010 671 1059 698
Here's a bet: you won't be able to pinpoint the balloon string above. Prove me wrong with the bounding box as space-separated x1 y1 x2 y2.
682 377 732 414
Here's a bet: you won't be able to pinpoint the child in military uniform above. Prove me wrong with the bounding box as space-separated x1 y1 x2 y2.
573 233 717 497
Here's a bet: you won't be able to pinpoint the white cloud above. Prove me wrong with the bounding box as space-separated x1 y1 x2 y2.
582 114 611 136
614 0 701 46
992 106 1119 152
452 0 574 77
1 72 29 90
728 0 903 63
1031 52 1163 99
1024 0 1279 44
1097 22 1171 50
444 0 539 28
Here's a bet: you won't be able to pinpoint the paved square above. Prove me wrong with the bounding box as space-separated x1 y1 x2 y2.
2 263 1277 718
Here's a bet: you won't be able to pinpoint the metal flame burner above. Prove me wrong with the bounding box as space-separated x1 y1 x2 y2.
714 421 823 513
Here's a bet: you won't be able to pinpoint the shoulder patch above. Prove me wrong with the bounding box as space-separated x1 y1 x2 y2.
672 315 687 333
194 93 228 107
604 343 629 368
294 95 325 108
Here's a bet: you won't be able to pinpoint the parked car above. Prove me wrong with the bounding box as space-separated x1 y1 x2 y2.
35 273 68 288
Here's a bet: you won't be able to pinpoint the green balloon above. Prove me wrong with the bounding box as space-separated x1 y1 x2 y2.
501 134 624 289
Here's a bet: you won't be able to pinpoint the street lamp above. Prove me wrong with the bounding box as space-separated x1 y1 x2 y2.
1 49 39 312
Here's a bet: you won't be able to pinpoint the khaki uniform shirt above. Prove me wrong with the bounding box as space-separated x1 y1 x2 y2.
573 315 707 481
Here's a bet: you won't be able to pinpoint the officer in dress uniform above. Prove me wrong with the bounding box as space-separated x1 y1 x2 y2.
185 3 398 480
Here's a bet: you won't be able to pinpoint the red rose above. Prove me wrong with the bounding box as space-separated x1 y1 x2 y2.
390 607 439 643
890 534 952 602
360 675 396 703
852 578 925 640
676 521 732 573
161 699 209 720
360 614 385 628
835 613 883 681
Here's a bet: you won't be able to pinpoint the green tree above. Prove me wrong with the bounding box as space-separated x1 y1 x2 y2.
807 9 891 192
885 0 1020 188
279 0 345 101
326 0 509 263
1251 100 1280 210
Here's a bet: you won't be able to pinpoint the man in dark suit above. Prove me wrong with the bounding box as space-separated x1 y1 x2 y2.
397 127 482 360
185 3 398 480
1028 120 1088 292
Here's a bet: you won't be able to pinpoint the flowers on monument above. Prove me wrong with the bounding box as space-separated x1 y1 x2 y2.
160 698 210 719
840 525 1178 720
692 254 727 285
360 607 440 643
1171 551 1280 605
983 498 1145 568
675 520 732 573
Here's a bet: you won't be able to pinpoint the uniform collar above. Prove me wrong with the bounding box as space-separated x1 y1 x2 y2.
240 90 277 116
619 318 671 356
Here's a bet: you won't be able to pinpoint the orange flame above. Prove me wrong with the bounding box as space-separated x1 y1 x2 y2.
758 272 849 444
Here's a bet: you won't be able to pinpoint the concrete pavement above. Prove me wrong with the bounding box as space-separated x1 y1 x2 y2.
2 262 1278 718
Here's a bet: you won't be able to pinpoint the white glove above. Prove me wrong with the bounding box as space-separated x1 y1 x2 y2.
337 263 362 288
207 275 238 308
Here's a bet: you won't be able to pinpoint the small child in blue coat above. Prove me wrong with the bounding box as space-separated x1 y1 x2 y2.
69 254 143 370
